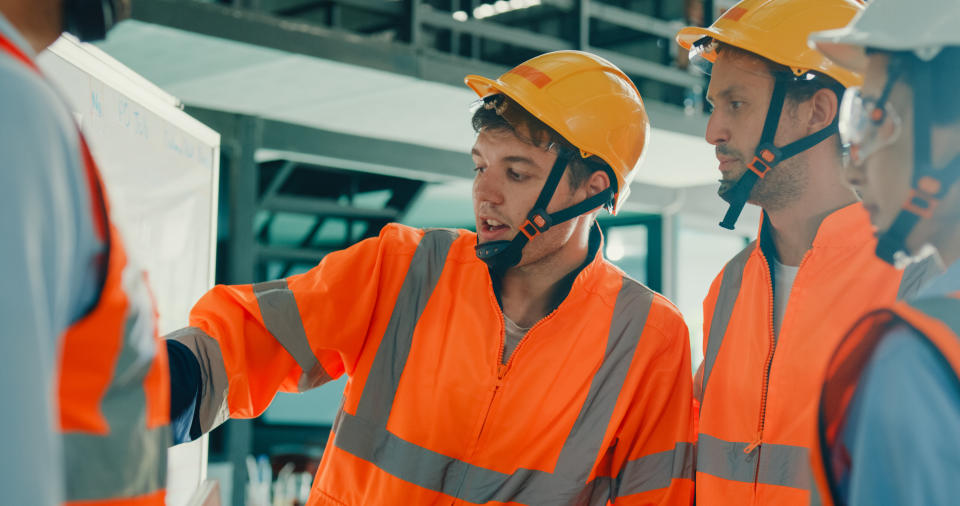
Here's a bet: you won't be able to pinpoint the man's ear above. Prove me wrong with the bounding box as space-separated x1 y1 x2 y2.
808 87 840 133
585 169 611 197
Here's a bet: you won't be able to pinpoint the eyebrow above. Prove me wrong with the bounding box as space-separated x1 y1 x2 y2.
470 149 538 168
706 85 745 105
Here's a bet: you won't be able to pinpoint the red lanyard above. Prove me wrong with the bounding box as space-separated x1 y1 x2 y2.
0 31 39 73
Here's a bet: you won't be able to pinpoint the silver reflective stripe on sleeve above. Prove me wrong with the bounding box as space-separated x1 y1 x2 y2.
697 433 811 490
898 254 942 300
253 279 333 392
167 326 230 433
333 231 666 506
63 272 171 501
614 442 696 499
700 242 755 403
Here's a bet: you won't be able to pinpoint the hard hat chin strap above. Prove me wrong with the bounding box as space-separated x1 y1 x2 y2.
876 60 960 265
719 74 841 230
475 148 614 274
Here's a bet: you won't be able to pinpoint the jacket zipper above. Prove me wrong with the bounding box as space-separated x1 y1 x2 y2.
745 251 812 476
454 290 562 503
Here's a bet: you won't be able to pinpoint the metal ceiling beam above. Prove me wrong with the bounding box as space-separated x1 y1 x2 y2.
259 196 402 219
588 2 682 40
185 106 475 182
132 0 708 137
419 4 569 53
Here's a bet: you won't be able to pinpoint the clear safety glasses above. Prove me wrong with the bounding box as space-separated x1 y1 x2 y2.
838 69 903 166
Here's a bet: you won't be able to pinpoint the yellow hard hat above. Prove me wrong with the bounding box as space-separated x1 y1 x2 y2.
676 0 864 88
464 50 649 214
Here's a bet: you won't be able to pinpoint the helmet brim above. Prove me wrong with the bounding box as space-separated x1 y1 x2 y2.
464 74 501 99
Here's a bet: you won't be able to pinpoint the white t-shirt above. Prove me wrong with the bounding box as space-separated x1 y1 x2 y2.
502 315 531 364
773 258 800 338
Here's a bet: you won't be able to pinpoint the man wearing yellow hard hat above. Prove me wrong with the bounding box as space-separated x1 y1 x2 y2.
674 0 937 503
164 50 697 504
807 0 960 503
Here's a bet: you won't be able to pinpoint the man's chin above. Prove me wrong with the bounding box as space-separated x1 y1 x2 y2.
718 181 737 203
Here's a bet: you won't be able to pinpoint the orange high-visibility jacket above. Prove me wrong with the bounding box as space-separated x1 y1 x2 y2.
171 224 696 505
812 293 960 505
0 33 171 506
695 204 937 505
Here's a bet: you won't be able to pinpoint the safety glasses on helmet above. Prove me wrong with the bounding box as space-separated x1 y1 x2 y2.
838 66 903 166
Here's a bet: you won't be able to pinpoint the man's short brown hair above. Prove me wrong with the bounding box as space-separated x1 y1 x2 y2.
471 94 611 190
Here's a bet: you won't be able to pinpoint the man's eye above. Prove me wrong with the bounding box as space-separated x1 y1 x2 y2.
473 166 485 174
507 169 525 181
730 101 744 111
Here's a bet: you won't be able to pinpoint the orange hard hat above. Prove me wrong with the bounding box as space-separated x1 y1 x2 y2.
464 50 649 214
676 0 864 88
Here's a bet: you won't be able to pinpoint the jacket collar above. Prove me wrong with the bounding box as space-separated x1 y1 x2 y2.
757 202 876 262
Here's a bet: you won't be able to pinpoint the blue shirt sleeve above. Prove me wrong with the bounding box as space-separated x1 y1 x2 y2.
0 51 104 506
841 325 960 506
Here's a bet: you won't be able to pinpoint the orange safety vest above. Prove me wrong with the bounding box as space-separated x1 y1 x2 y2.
171 224 696 505
0 33 171 506
811 293 960 506
695 203 937 505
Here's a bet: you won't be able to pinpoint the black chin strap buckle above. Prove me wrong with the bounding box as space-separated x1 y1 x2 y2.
903 176 942 219
519 209 552 240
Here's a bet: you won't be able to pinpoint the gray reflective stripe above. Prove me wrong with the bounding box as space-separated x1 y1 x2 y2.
908 296 960 337
697 434 810 490
168 326 231 433
333 232 669 505
696 433 757 484
64 277 171 501
756 442 810 489
898 254 942 300
614 442 696 498
253 279 333 391
554 278 654 481
354 228 459 421
701 242 756 403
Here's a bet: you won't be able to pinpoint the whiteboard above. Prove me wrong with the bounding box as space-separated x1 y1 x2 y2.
37 35 220 506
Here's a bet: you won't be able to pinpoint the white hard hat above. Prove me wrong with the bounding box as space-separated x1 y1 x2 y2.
809 0 960 72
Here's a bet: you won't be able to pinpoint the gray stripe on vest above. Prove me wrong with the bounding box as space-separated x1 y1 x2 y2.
253 279 332 391
696 433 757 484
701 242 756 403
334 412 600 504
353 228 459 422
614 442 696 498
553 278 654 481
334 260 675 504
697 434 810 490
898 254 942 300
168 326 231 433
909 296 960 337
64 294 171 501
756 442 810 489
